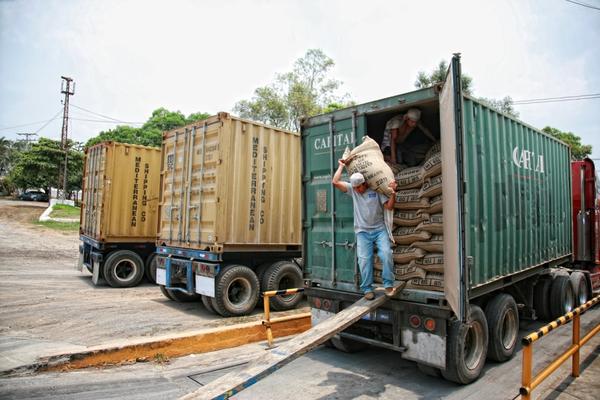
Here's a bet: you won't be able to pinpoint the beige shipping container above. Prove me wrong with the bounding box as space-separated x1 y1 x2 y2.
158 112 301 253
80 142 161 243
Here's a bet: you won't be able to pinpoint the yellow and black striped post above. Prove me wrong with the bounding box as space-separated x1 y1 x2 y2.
520 294 600 400
262 288 305 348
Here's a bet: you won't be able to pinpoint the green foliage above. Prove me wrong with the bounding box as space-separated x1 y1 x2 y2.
85 109 210 148
34 220 79 231
542 126 592 160
0 137 26 177
50 204 81 218
414 60 473 95
234 49 352 131
477 96 520 118
8 138 84 196
414 60 523 118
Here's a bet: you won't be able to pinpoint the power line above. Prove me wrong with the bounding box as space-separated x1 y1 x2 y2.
35 110 64 133
512 94 600 105
70 117 144 125
70 103 143 124
565 0 600 11
0 111 62 131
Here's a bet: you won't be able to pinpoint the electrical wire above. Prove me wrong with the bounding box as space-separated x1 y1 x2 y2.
70 103 144 124
512 94 600 105
35 110 64 133
565 0 600 11
0 111 61 131
70 117 144 125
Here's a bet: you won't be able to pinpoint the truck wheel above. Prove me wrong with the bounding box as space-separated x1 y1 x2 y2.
201 295 216 314
485 294 518 362
330 335 368 353
145 254 157 283
533 277 552 321
167 288 201 302
212 265 260 317
417 363 442 378
103 250 145 288
255 262 272 291
442 305 488 384
549 275 575 319
262 261 304 311
159 285 174 301
569 272 588 306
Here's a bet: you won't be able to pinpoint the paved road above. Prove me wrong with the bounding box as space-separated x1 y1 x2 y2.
1 306 597 399
0 199 306 373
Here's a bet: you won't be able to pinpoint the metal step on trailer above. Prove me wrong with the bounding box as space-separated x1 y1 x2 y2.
181 282 405 400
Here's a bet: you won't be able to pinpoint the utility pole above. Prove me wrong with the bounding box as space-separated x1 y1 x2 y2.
60 76 75 200
16 132 38 150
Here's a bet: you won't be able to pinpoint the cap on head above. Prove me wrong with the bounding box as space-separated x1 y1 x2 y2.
406 108 421 122
350 172 365 187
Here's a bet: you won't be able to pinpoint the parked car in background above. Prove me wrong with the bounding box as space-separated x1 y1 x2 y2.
18 190 49 202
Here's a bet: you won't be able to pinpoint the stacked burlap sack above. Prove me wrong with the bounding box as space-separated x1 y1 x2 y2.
342 137 444 292
374 142 445 291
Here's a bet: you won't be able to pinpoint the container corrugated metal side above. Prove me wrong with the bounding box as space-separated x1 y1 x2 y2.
461 96 572 290
157 112 301 253
80 142 162 243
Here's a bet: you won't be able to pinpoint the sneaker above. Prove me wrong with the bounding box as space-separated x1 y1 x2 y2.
364 292 375 300
385 287 397 297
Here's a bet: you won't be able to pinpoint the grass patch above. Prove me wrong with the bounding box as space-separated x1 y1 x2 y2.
35 220 80 231
50 204 81 218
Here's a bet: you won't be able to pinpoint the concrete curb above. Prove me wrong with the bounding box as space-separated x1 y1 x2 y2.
39 199 79 223
2 313 311 376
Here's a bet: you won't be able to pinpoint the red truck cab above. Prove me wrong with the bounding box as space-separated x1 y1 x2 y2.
571 158 600 293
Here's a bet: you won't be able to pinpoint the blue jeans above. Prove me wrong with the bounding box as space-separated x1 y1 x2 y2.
356 228 394 293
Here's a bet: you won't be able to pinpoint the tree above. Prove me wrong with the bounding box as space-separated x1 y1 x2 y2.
234 49 352 131
414 60 521 118
477 96 519 118
415 60 473 95
85 108 210 148
9 138 84 197
542 126 592 160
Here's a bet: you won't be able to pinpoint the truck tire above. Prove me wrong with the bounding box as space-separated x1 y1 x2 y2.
417 363 442 378
103 250 145 288
166 288 202 302
330 335 368 353
159 285 175 301
549 275 575 319
255 262 272 291
201 295 216 314
262 261 304 311
569 272 588 307
442 305 488 384
485 293 519 362
533 277 552 321
145 254 157 284
212 264 260 317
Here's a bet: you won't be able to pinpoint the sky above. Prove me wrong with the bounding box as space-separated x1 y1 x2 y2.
1 0 599 158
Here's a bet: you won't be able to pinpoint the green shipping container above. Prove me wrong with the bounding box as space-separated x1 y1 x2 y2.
301 56 572 321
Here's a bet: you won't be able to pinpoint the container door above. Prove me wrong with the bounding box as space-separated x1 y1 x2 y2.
440 54 468 322
302 113 365 292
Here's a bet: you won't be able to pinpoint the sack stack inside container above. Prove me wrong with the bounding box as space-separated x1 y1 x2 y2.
374 142 444 291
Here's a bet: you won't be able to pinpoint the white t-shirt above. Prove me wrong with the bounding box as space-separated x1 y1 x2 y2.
381 114 405 150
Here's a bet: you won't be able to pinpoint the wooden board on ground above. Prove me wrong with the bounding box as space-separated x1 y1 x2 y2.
181 282 406 400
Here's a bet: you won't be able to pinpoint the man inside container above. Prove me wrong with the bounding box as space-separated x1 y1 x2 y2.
332 161 397 300
381 108 435 166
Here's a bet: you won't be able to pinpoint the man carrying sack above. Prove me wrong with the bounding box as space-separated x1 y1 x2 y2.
332 159 398 300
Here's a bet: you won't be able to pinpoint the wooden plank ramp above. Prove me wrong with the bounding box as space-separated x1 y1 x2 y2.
181 284 404 400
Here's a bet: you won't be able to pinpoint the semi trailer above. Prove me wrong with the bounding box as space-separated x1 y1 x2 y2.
301 54 598 384
155 113 303 316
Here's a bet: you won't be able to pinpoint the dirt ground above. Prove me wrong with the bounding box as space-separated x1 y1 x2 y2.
0 198 307 356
